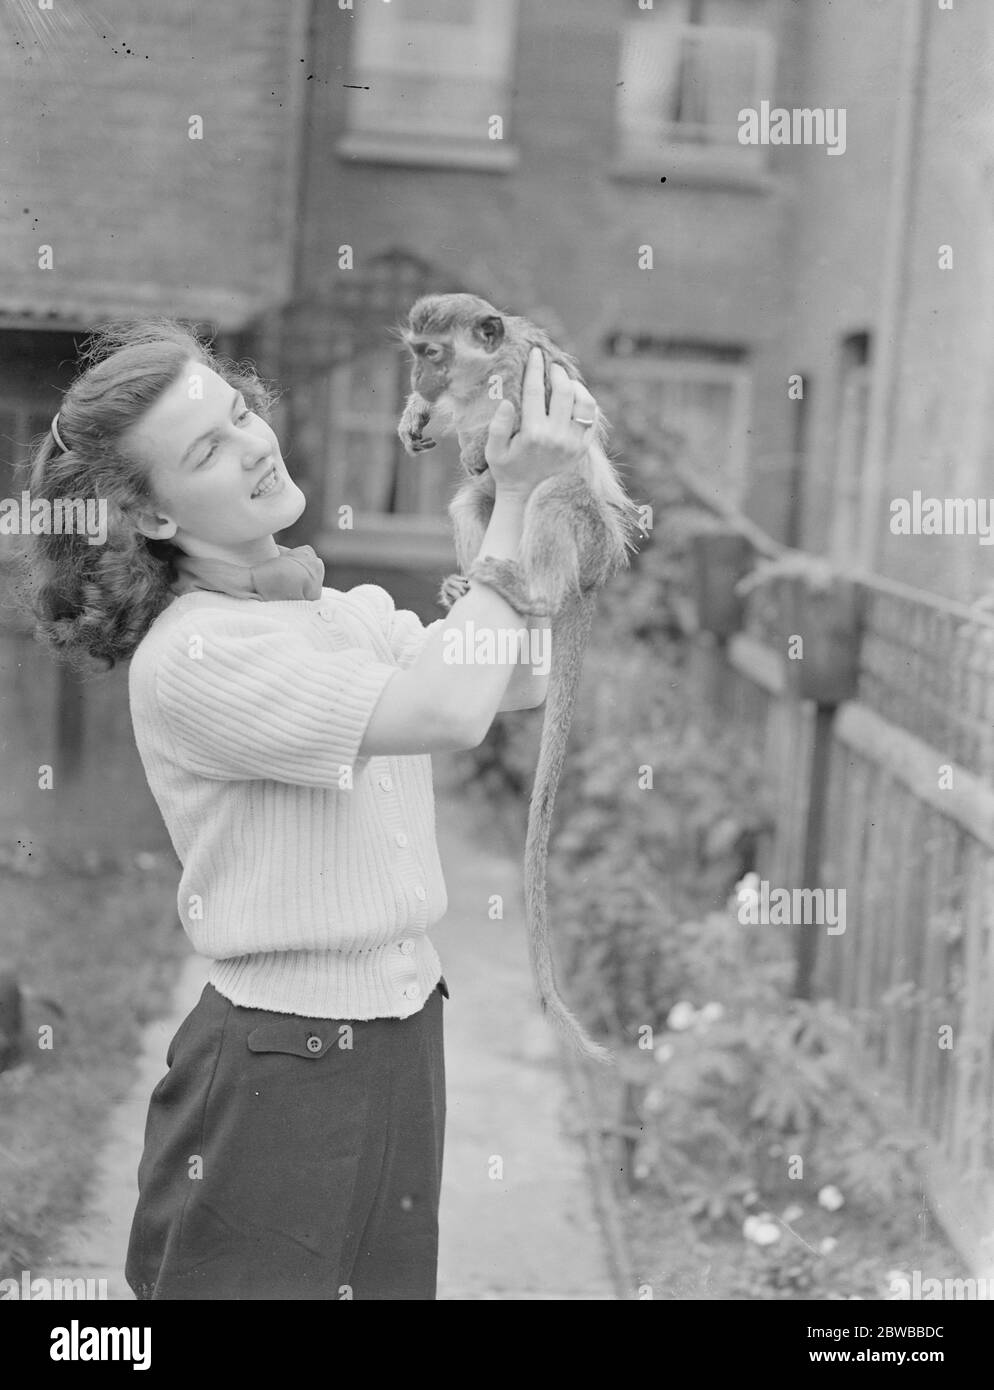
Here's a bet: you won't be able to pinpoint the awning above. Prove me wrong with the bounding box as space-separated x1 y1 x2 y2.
0 284 287 334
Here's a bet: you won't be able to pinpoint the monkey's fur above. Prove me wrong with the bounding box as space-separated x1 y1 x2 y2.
397 293 642 1064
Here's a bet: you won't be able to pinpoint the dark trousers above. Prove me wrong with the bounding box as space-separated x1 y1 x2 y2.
125 977 447 1300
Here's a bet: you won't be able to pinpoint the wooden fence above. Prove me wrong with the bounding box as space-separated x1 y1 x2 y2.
692 558 994 1276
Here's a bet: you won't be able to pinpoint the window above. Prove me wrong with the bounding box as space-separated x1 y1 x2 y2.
601 334 752 509
0 330 78 564
616 0 774 182
828 333 872 566
0 402 50 561
313 252 464 567
338 0 519 171
324 346 454 514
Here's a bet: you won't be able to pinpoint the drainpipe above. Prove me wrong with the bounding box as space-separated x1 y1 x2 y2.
857 0 930 572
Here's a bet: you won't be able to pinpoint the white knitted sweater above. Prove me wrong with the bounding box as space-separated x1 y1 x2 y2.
127 584 451 1019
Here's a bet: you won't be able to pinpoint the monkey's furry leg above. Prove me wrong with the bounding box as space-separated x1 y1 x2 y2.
438 472 495 610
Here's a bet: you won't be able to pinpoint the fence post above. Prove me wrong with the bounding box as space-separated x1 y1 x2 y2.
783 575 866 998
689 531 755 724
795 705 835 999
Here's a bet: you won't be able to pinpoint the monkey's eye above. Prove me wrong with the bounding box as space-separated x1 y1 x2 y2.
423 344 444 363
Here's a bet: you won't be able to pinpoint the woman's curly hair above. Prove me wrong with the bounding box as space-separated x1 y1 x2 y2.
13 317 278 672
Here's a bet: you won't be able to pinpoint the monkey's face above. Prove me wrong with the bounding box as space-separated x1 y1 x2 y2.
402 298 506 406
407 340 451 404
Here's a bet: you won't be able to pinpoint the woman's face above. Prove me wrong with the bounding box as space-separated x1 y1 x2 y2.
125 358 306 562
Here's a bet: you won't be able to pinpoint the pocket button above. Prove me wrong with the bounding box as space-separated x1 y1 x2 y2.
306 1035 323 1054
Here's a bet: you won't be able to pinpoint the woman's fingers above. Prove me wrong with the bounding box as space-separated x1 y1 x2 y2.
546 363 575 433
570 384 598 431
571 383 596 419
485 398 517 462
515 348 598 469
519 347 547 428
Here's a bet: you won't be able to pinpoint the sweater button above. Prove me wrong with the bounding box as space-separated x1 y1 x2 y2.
305 1035 323 1054
415 886 427 901
318 609 335 622
402 984 419 1001
395 832 408 847
399 939 416 955
378 774 393 792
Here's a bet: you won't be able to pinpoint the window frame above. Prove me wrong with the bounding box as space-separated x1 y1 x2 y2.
337 0 520 172
599 352 753 509
613 4 777 191
315 348 458 570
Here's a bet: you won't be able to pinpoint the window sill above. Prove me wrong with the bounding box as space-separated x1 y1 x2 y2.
612 145 776 195
316 517 456 570
336 132 519 174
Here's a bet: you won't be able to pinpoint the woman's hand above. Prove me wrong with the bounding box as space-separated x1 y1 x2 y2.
485 346 598 498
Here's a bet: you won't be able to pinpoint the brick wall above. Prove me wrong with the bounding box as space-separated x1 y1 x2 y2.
779 0 994 598
0 0 309 328
288 0 796 559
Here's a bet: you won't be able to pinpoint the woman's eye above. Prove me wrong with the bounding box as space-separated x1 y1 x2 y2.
236 407 252 424
199 443 218 466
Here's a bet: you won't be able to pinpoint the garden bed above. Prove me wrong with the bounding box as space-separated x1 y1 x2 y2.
0 852 188 1279
448 428 968 1299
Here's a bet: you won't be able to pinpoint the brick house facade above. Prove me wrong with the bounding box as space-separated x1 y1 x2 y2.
0 0 990 856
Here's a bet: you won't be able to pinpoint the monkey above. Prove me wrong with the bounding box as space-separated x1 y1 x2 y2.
397 293 643 1065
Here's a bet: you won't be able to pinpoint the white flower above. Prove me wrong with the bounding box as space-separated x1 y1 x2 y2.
743 1214 781 1246
735 872 760 898
699 1002 725 1025
644 1086 665 1113
818 1184 845 1212
782 1203 804 1224
654 1043 674 1067
818 1237 838 1256
667 1001 697 1031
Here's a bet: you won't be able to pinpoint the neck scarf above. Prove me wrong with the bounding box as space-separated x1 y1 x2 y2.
170 544 326 602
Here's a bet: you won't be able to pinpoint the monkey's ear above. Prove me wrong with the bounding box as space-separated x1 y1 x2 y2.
475 315 505 351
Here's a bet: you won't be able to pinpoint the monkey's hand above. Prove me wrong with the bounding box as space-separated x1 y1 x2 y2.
398 392 437 456
438 573 471 610
466 557 552 618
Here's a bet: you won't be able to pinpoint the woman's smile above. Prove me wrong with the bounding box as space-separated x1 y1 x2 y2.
250 461 284 499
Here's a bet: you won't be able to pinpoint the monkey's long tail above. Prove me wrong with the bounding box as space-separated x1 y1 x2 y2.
524 589 615 1066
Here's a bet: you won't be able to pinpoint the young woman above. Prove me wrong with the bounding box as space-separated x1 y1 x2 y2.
23 318 598 1300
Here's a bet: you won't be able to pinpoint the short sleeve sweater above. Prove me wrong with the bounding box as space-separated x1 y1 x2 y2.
127 583 451 1020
